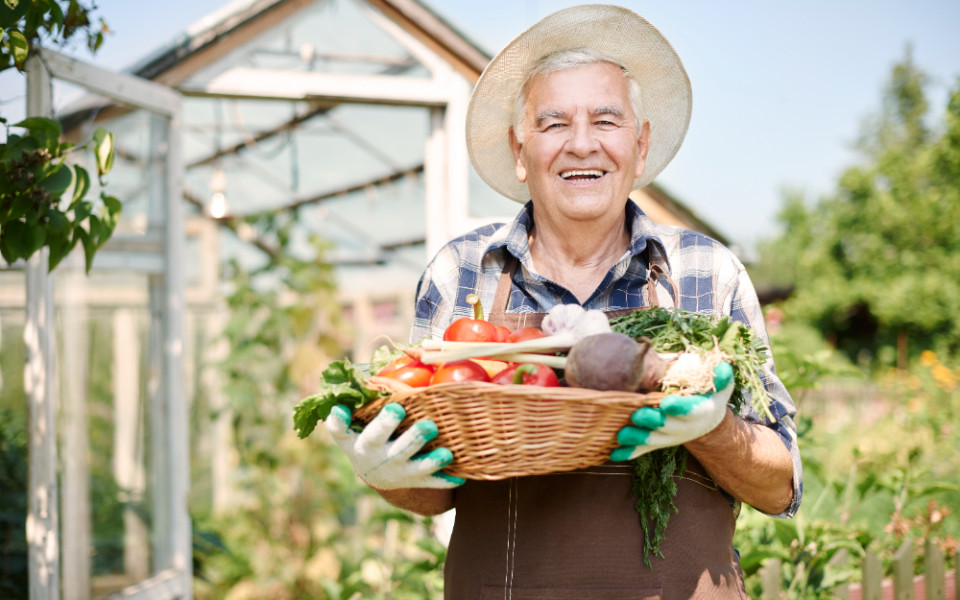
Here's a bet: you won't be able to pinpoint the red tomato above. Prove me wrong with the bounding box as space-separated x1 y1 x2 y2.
491 363 560 387
430 360 491 385
379 365 434 388
494 325 512 343
377 354 422 376
506 327 547 344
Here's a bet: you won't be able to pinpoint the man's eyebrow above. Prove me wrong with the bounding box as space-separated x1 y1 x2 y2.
593 106 626 119
534 109 567 127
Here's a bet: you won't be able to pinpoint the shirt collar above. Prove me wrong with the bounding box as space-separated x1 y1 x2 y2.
484 199 671 272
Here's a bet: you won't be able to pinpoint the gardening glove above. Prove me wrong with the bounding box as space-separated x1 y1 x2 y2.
325 402 465 490
610 362 735 462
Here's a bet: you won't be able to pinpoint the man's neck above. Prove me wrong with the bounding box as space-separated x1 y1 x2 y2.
527 210 631 301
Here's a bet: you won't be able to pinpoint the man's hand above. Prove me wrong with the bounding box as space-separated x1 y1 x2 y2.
611 362 734 462
326 402 465 490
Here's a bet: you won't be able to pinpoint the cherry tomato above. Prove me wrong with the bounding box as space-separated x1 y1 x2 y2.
491 363 560 387
379 365 435 388
506 327 547 344
430 360 491 385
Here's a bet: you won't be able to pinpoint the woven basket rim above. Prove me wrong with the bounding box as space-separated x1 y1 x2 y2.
351 378 663 480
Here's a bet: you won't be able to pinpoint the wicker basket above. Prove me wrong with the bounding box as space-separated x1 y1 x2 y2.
353 377 664 480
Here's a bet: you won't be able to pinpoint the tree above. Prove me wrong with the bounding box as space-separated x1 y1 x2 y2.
1 0 118 271
757 49 960 365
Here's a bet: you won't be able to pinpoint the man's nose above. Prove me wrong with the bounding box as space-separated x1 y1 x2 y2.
565 121 601 156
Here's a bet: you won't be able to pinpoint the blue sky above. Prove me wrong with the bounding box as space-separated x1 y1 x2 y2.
4 0 959 254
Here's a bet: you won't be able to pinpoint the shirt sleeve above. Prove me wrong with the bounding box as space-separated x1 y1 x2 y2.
726 257 803 518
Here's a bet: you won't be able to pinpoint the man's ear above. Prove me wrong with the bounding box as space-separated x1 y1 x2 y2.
635 119 651 179
509 127 527 183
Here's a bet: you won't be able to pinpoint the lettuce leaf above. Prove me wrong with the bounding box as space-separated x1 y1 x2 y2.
292 359 388 438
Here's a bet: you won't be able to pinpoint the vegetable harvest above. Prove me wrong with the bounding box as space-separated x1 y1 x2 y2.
293 304 774 565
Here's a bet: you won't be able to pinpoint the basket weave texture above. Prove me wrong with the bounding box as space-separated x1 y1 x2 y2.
353 377 664 480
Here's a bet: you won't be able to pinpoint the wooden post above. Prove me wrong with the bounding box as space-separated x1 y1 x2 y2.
893 539 914 600
831 548 851 599
863 549 884 600
760 558 782 599
113 309 149 581
925 539 945 600
24 51 60 600
61 261 91 600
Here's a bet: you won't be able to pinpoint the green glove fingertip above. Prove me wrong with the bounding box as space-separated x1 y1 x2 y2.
330 404 352 423
418 446 454 468
382 402 406 420
618 426 652 446
631 406 666 429
610 446 636 462
712 361 734 391
413 419 439 442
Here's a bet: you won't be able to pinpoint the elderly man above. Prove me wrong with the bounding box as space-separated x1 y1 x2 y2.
327 4 801 598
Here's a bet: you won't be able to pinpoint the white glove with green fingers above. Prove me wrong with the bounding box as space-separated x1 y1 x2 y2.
325 402 466 490
611 362 735 462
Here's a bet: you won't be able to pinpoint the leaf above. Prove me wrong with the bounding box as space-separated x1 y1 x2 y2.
74 226 96 272
0 219 43 261
8 29 28 70
15 117 61 150
69 165 90 207
41 162 73 198
92 127 114 177
73 199 92 221
292 359 386 438
47 230 76 271
46 0 63 28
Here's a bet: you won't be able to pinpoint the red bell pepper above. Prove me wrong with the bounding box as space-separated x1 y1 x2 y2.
443 293 500 342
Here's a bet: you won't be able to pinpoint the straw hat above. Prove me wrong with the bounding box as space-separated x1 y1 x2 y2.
466 4 692 202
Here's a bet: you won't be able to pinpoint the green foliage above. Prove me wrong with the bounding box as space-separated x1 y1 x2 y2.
1 117 119 270
193 211 444 598
0 405 28 597
756 50 960 365
610 306 770 412
735 346 960 598
292 359 387 439
1 1 117 272
1 0 107 73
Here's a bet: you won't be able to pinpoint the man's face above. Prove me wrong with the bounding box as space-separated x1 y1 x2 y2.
510 61 650 223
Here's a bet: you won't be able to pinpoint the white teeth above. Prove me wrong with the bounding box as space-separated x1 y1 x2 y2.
560 169 604 179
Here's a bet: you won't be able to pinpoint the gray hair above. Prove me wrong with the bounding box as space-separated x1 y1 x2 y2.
512 48 644 143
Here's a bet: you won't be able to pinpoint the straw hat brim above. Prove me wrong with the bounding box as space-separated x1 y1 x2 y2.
466 4 692 202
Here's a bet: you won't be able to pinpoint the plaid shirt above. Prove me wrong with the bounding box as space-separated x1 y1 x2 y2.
412 200 802 517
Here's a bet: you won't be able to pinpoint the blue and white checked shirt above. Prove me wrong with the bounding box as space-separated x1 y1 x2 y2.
411 200 802 517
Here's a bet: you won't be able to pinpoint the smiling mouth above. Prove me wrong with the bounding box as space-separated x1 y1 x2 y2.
560 169 605 181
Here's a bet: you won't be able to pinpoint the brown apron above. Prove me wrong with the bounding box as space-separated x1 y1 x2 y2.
442 256 748 600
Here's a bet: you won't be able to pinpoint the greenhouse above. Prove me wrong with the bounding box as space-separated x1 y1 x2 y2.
1 0 723 597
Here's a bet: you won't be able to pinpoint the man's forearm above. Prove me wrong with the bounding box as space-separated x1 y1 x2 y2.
685 408 795 515
374 486 455 516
